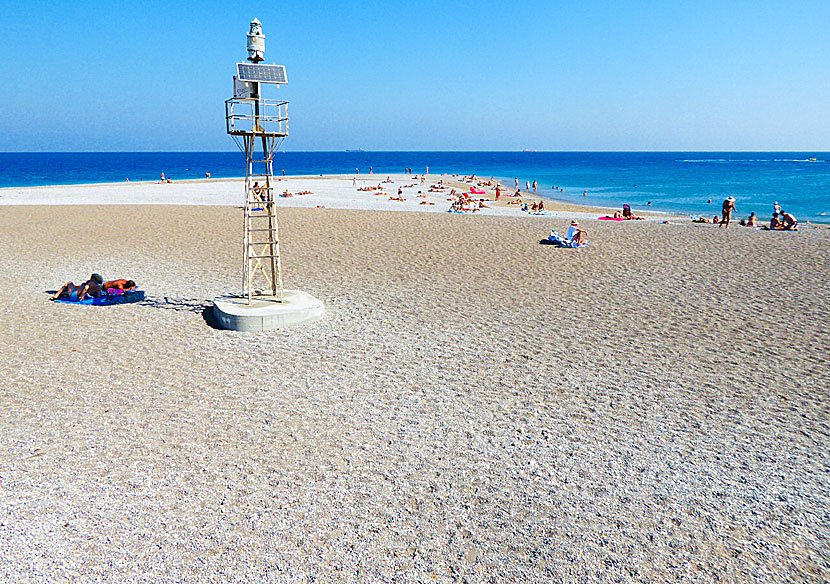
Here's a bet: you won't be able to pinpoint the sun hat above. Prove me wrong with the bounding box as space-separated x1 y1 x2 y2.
726 196 735 202
571 220 578 225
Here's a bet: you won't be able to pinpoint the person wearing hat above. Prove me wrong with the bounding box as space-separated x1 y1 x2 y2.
567 220 587 245
721 196 737 228
52 273 104 301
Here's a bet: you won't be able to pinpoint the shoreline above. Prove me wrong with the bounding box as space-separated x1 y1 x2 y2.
0 173 671 221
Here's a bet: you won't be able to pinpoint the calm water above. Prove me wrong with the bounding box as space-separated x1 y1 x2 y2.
1 151 829 223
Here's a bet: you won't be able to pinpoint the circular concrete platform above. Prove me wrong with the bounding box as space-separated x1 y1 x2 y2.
213 290 324 331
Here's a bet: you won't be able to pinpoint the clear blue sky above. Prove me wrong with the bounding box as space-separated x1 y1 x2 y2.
2 1 829 151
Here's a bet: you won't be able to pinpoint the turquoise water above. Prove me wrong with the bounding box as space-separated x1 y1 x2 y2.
1 152 828 222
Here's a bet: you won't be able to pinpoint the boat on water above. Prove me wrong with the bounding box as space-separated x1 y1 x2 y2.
345 148 365 152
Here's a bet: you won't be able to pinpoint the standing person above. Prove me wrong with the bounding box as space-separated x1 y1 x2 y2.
356 168 360 175
352 177 357 188
533 180 537 193
721 196 736 228
425 166 429 175
369 166 373 174
160 172 165 182
526 180 530 192
495 185 501 200
514 177 519 190
774 201 781 215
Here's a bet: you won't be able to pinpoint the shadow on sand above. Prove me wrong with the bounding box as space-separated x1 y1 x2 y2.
137 295 223 330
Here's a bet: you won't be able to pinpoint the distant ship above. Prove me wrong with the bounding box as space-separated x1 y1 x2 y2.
522 149 537 152
345 148 365 152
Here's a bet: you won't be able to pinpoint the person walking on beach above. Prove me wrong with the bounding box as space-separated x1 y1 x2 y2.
721 196 736 228
526 180 530 192
515 178 519 190
533 180 537 193
353 177 357 188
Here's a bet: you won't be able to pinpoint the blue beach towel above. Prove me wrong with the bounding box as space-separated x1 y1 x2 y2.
53 288 145 306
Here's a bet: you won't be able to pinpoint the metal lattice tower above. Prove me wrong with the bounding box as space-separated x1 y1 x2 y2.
224 19 289 304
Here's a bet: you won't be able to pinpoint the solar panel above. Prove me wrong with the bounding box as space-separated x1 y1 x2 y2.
237 63 287 84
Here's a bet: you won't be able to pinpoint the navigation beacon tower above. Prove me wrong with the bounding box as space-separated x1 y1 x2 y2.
212 19 324 331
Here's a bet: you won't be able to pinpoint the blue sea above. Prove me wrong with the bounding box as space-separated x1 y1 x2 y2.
1 151 829 223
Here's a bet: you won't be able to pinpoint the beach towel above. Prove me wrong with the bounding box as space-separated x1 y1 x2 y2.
599 216 626 221
470 187 486 194
544 230 588 248
53 288 145 306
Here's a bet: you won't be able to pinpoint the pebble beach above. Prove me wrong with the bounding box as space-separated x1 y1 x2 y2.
0 177 828 582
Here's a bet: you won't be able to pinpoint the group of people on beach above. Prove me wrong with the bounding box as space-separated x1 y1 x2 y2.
52 273 136 302
701 197 798 230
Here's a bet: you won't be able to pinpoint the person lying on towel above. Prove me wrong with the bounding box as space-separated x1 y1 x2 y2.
103 279 136 292
52 275 136 301
52 273 104 301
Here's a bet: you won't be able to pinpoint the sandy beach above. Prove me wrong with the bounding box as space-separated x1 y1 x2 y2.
1 178 828 582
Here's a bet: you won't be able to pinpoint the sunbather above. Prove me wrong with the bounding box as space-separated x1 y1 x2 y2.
52 273 104 301
781 211 798 230
103 279 137 291
567 220 587 245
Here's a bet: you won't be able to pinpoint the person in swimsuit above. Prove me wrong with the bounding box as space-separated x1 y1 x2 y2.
52 273 104 301
721 196 736 228
780 211 798 230
103 279 136 291
769 212 783 230
746 212 757 227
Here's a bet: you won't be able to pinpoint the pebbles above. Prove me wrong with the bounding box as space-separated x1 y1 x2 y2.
0 205 828 582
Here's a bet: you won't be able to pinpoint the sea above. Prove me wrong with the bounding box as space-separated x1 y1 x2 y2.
1 151 829 223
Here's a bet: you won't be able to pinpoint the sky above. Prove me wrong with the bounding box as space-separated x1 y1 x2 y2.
2 1 829 152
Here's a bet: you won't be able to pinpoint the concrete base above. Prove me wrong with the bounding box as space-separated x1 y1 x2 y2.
213 290 324 331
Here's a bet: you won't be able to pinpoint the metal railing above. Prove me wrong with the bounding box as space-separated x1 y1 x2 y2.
225 98 289 136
